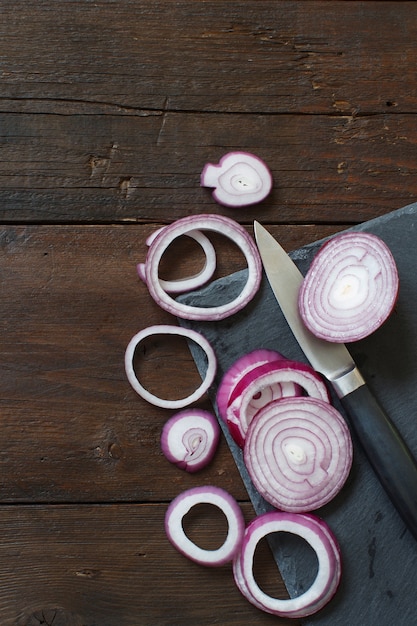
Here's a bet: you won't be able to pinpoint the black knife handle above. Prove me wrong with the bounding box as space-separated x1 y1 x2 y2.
341 384 417 540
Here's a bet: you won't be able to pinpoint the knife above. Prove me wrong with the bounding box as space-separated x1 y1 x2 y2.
254 220 417 541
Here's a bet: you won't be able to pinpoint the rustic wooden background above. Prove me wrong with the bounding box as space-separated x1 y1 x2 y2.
1 2 417 625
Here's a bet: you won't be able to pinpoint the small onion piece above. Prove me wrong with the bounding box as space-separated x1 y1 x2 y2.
244 397 353 512
226 359 329 447
143 214 262 320
137 228 217 294
298 231 399 343
233 511 341 618
161 409 220 472
200 152 273 207
165 486 245 566
216 349 287 421
125 324 216 409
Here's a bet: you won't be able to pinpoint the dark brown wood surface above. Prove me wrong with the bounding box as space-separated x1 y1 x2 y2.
1 2 417 625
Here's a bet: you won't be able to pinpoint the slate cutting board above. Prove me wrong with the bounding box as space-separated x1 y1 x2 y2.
178 202 417 625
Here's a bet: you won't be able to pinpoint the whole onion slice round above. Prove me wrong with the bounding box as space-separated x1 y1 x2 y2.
244 397 353 512
124 324 216 409
216 349 287 421
233 511 341 618
143 214 262 320
226 359 329 447
298 231 399 343
161 409 220 472
165 486 245 566
200 152 273 207
137 228 217 294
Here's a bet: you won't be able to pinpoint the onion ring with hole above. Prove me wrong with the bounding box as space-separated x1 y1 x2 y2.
137 228 217 294
125 324 216 409
233 511 341 618
165 486 245 566
143 214 262 320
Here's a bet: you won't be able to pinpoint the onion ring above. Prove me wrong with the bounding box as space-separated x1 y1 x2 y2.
233 511 341 618
165 486 245 566
226 359 330 447
137 228 217 294
143 214 262 320
125 324 216 409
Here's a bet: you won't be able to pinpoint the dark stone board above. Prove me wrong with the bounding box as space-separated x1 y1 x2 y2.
177 202 417 625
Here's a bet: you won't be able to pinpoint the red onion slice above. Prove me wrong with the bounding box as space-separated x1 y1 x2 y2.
143 214 262 320
124 324 216 409
200 152 273 207
165 486 245 566
244 397 353 512
161 409 220 472
233 511 341 618
298 231 399 343
137 228 217 294
226 359 329 447
216 349 287 421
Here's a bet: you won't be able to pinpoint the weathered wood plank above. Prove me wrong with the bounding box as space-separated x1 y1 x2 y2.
1 1 417 115
0 223 342 503
0 503 294 626
0 112 415 223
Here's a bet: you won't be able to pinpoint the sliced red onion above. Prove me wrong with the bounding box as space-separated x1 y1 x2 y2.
233 511 341 618
226 359 329 447
161 409 220 472
200 152 273 207
216 349 287 421
143 214 262 320
298 231 399 343
124 324 216 409
244 397 353 512
137 228 217 294
165 486 245 566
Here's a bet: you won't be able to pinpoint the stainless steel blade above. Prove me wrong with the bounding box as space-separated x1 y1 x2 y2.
254 221 365 397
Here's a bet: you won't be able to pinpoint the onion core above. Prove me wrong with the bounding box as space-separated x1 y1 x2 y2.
165 486 245 566
125 324 216 409
298 231 399 343
161 409 220 472
201 152 273 207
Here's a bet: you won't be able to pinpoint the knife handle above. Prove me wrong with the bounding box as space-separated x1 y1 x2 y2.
340 383 417 540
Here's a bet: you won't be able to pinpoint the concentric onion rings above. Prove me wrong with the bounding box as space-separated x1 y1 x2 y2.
233 511 341 618
143 214 262 320
244 397 353 512
125 324 216 409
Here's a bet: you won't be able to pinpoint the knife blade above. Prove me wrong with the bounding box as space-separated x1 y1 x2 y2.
254 220 417 540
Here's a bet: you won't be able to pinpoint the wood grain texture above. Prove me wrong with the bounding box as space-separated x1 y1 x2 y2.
1 1 417 223
1 0 416 623
0 503 292 626
0 112 416 223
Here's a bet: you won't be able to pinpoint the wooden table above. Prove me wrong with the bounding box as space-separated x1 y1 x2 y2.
1 2 417 625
